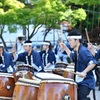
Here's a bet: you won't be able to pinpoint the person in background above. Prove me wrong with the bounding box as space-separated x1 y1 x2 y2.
12 40 43 74
11 34 25 64
13 33 25 54
54 38 68 63
88 43 100 90
39 41 56 69
60 29 97 100
88 43 100 59
0 43 15 73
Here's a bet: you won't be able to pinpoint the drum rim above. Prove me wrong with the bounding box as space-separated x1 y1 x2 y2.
15 82 40 87
41 78 75 82
40 79 77 85
0 73 13 78
16 64 33 68
55 62 68 66
0 96 12 99
17 78 40 85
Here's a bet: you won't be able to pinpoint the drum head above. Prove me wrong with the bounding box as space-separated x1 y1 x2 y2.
35 73 76 85
35 73 73 81
35 73 64 80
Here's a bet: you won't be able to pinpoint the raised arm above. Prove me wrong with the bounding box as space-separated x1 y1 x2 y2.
60 43 71 57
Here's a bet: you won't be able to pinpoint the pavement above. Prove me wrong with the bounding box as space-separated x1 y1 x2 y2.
89 86 100 100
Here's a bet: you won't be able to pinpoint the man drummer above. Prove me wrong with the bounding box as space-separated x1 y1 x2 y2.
60 29 97 100
12 40 43 74
0 43 15 73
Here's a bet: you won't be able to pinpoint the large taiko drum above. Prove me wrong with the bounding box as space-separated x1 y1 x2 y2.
0 73 15 100
35 73 77 100
13 78 40 100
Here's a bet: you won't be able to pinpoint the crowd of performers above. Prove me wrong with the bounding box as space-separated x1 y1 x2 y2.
0 29 100 100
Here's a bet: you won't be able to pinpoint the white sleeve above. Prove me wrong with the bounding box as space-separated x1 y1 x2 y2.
13 53 18 62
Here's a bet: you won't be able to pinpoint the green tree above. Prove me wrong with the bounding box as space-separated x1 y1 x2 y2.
27 0 86 40
65 0 100 5
0 0 24 50
65 0 100 31
0 0 87 49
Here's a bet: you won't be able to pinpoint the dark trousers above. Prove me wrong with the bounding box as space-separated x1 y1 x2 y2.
78 85 91 100
95 67 100 85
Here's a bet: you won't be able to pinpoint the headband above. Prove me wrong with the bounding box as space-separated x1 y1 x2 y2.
67 36 82 39
42 42 50 45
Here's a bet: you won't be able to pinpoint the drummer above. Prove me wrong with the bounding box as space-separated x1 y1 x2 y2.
88 43 100 90
54 38 68 63
60 29 97 100
0 43 15 73
88 43 100 59
12 40 43 74
39 41 56 69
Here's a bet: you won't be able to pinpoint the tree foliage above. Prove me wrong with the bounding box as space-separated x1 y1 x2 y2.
30 0 86 29
0 0 88 49
0 0 25 25
0 0 25 50
65 0 100 5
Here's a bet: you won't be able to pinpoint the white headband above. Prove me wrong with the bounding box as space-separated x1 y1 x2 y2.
0 44 4 47
42 42 50 45
23 43 32 46
67 36 82 39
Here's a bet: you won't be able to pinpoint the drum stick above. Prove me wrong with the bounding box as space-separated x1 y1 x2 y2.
44 68 81 76
60 24 63 43
12 72 18 82
57 68 81 76
85 28 90 43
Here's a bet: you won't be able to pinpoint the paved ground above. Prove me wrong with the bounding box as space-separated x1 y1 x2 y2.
89 86 100 100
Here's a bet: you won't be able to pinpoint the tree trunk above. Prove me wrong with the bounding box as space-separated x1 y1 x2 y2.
43 32 48 41
43 28 51 41
92 4 95 30
79 21 82 32
27 25 30 40
29 25 43 40
86 5 89 29
98 6 100 27
1 36 8 51
53 29 55 46
0 25 8 51
23 26 26 40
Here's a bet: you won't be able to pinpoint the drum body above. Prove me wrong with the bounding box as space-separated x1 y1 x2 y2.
0 73 15 99
16 64 34 73
16 64 34 79
13 78 40 100
35 73 77 100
